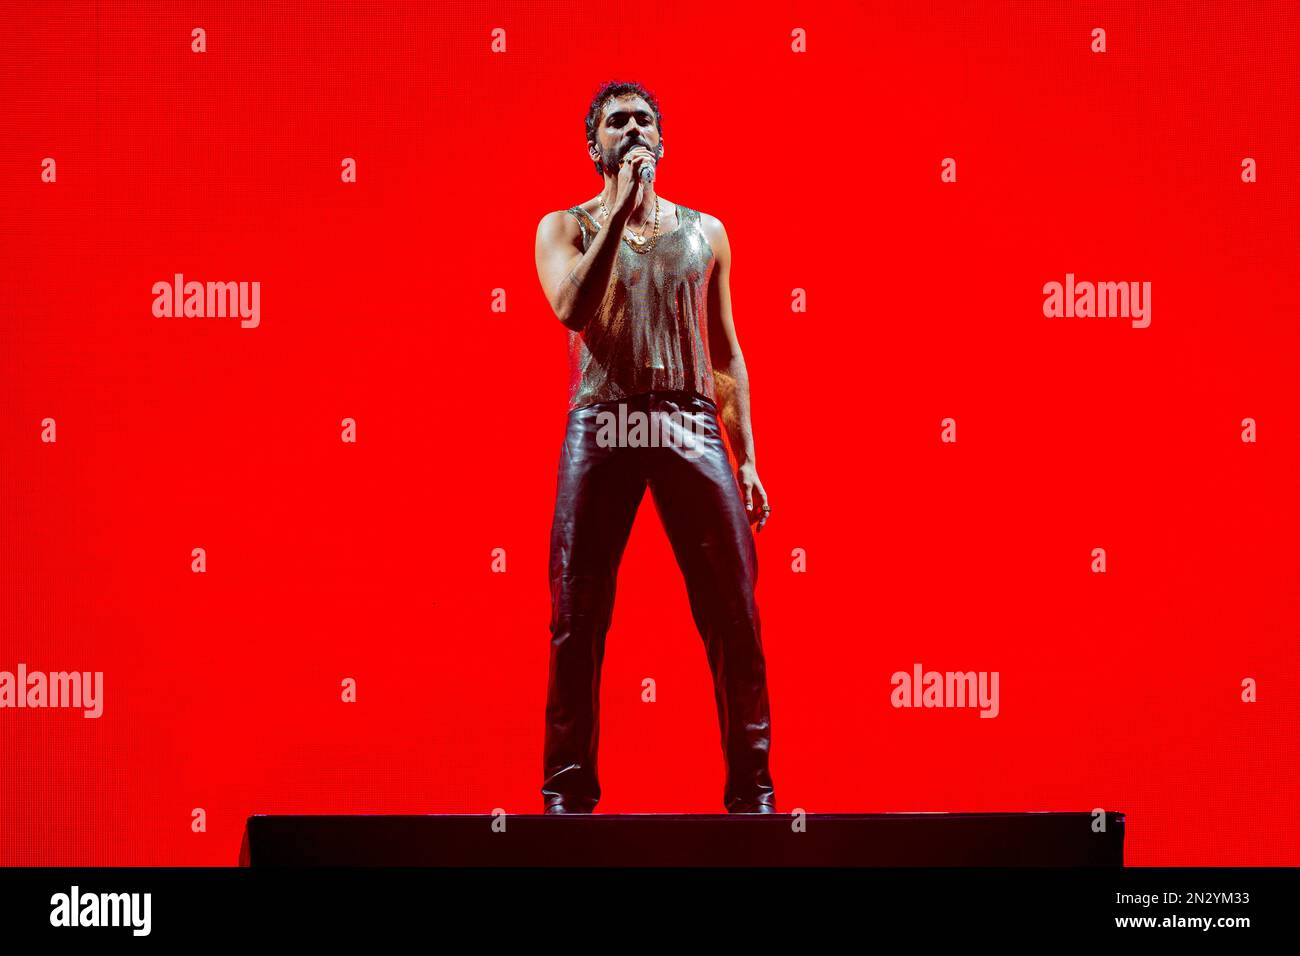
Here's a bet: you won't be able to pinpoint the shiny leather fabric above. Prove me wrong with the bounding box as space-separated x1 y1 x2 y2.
542 390 776 813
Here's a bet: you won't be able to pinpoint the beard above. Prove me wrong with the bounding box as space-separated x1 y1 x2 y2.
600 140 659 176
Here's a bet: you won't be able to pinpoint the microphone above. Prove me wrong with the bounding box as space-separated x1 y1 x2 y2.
639 158 656 184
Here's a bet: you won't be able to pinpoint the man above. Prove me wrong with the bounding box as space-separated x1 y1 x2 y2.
533 81 776 814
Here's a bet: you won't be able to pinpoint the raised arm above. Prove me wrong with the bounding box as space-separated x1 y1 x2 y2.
535 210 620 333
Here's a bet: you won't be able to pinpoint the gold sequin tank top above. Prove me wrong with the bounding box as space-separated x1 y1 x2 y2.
563 203 718 411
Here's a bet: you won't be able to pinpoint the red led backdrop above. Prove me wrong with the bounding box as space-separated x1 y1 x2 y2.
1 1 1297 865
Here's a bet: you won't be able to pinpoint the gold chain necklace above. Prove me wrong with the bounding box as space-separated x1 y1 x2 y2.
597 194 661 253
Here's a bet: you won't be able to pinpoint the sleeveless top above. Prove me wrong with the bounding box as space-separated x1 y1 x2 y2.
563 202 718 411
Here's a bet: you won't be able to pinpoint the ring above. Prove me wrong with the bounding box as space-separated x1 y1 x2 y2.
761 505 771 513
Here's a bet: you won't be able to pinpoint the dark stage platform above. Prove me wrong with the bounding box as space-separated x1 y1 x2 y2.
240 811 1125 866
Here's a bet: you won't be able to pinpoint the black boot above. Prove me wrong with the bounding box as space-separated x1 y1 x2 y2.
726 795 778 814
543 795 597 814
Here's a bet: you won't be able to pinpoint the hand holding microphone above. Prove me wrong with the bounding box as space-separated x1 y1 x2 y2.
611 144 658 222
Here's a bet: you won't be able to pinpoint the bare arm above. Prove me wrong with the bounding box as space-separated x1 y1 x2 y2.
534 208 626 332
703 214 770 530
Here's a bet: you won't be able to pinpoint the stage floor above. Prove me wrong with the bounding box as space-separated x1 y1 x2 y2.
241 811 1126 866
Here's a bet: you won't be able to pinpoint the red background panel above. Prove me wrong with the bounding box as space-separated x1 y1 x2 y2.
1 0 1296 865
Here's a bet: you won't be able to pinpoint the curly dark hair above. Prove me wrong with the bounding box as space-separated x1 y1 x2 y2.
584 80 663 177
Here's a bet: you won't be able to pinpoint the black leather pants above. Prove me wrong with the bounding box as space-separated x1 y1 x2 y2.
542 390 775 813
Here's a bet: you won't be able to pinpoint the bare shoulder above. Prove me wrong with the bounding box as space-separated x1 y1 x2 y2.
694 209 731 262
536 207 584 248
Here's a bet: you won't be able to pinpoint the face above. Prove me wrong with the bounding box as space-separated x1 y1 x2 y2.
591 94 663 176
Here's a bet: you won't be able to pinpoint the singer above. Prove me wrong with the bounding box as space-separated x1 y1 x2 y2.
533 81 777 814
